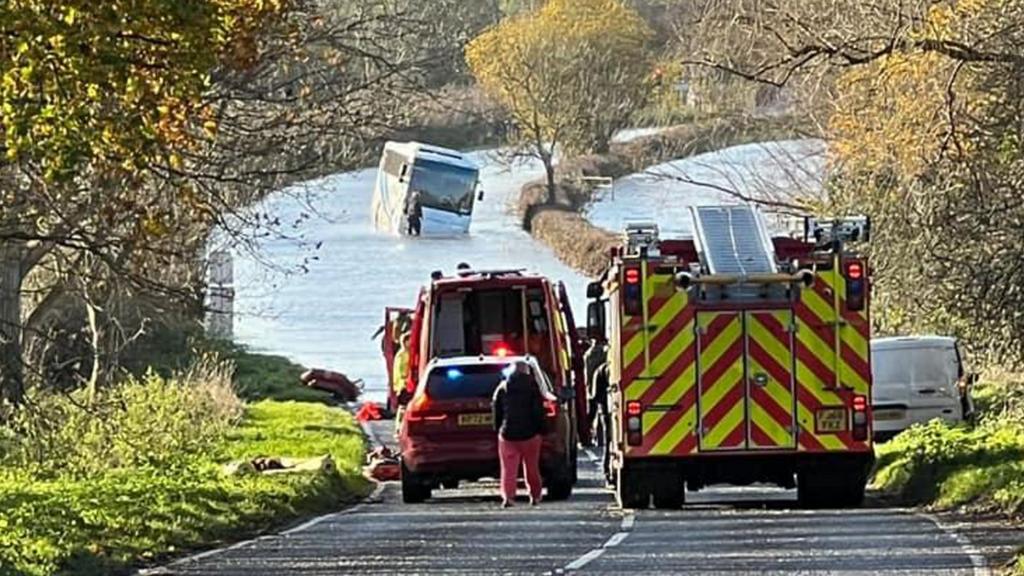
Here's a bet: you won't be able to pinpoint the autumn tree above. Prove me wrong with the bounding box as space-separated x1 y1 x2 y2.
681 0 1024 365
466 0 654 201
0 0 479 403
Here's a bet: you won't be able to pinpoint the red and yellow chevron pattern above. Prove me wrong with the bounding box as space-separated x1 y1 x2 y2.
620 264 698 457
793 265 871 452
746 310 797 450
696 312 745 451
613 258 870 458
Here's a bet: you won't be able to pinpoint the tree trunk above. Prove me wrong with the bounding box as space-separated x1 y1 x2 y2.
542 154 557 205
0 243 24 405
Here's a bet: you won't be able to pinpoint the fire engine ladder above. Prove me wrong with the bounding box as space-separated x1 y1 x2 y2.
690 205 778 276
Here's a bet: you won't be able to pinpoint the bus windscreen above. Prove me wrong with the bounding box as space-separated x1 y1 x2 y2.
409 159 478 215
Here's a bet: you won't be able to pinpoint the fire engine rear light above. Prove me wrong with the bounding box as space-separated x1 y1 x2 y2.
844 260 866 312
626 401 642 416
544 399 558 418
852 394 869 441
627 431 643 446
627 416 641 432
852 395 867 411
623 267 644 316
846 261 864 280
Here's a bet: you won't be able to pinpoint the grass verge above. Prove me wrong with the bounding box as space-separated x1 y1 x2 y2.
0 400 369 576
872 379 1024 573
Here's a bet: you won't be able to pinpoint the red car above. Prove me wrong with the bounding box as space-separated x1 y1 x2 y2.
399 355 576 503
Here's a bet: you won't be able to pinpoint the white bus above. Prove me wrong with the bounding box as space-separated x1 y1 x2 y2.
371 141 481 236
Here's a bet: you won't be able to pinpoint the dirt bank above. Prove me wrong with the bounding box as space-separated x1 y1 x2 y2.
520 115 811 278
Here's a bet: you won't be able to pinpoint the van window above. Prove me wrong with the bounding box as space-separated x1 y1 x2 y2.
873 346 958 387
426 364 507 400
431 289 526 358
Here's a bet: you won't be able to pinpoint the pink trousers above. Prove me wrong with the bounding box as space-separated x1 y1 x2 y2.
498 434 543 502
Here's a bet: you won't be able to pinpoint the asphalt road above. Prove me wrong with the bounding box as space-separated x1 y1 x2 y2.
163 423 992 576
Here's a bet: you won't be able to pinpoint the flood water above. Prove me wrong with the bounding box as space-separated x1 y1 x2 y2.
232 139 825 401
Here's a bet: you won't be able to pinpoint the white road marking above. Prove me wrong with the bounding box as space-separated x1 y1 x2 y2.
564 516 636 572
604 532 629 547
138 482 387 574
918 512 991 576
564 548 606 571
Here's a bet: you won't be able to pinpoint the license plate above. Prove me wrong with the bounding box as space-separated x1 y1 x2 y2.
815 408 847 432
873 408 905 422
458 413 493 427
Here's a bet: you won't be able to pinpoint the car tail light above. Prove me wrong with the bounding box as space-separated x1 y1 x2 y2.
845 260 866 312
852 394 869 441
626 401 643 445
405 393 447 423
623 267 643 317
544 399 558 418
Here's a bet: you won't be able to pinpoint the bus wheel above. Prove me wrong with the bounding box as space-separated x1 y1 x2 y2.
616 464 649 509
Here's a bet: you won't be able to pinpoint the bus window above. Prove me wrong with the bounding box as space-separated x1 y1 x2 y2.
410 159 479 215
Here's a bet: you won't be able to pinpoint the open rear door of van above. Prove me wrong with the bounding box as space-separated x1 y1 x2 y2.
558 282 590 445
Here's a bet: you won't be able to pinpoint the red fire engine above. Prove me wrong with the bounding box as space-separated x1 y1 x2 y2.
588 207 874 509
382 266 591 443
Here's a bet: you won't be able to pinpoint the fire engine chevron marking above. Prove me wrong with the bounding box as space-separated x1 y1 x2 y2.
840 342 870 393
699 343 744 412
632 339 695 407
749 389 792 446
747 352 794 429
634 392 695 457
701 376 745 447
650 405 697 455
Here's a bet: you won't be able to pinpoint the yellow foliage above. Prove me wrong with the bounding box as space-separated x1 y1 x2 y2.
828 0 993 180
466 0 653 154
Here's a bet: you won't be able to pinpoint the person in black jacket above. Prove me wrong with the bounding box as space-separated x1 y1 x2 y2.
492 361 546 507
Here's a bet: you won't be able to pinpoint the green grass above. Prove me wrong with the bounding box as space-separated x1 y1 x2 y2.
200 340 329 403
219 401 367 467
0 401 369 576
872 420 1024 509
871 407 1024 574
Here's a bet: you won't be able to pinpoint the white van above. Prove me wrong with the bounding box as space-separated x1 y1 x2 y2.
871 336 976 441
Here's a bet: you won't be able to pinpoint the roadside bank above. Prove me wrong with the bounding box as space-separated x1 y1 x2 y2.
0 350 368 576
519 115 810 277
871 378 1024 574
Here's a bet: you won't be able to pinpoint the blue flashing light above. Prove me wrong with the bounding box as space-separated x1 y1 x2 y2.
446 368 464 380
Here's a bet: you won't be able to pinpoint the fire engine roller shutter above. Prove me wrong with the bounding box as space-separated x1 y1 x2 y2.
621 267 699 457
696 311 746 452
746 310 797 450
793 267 872 452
